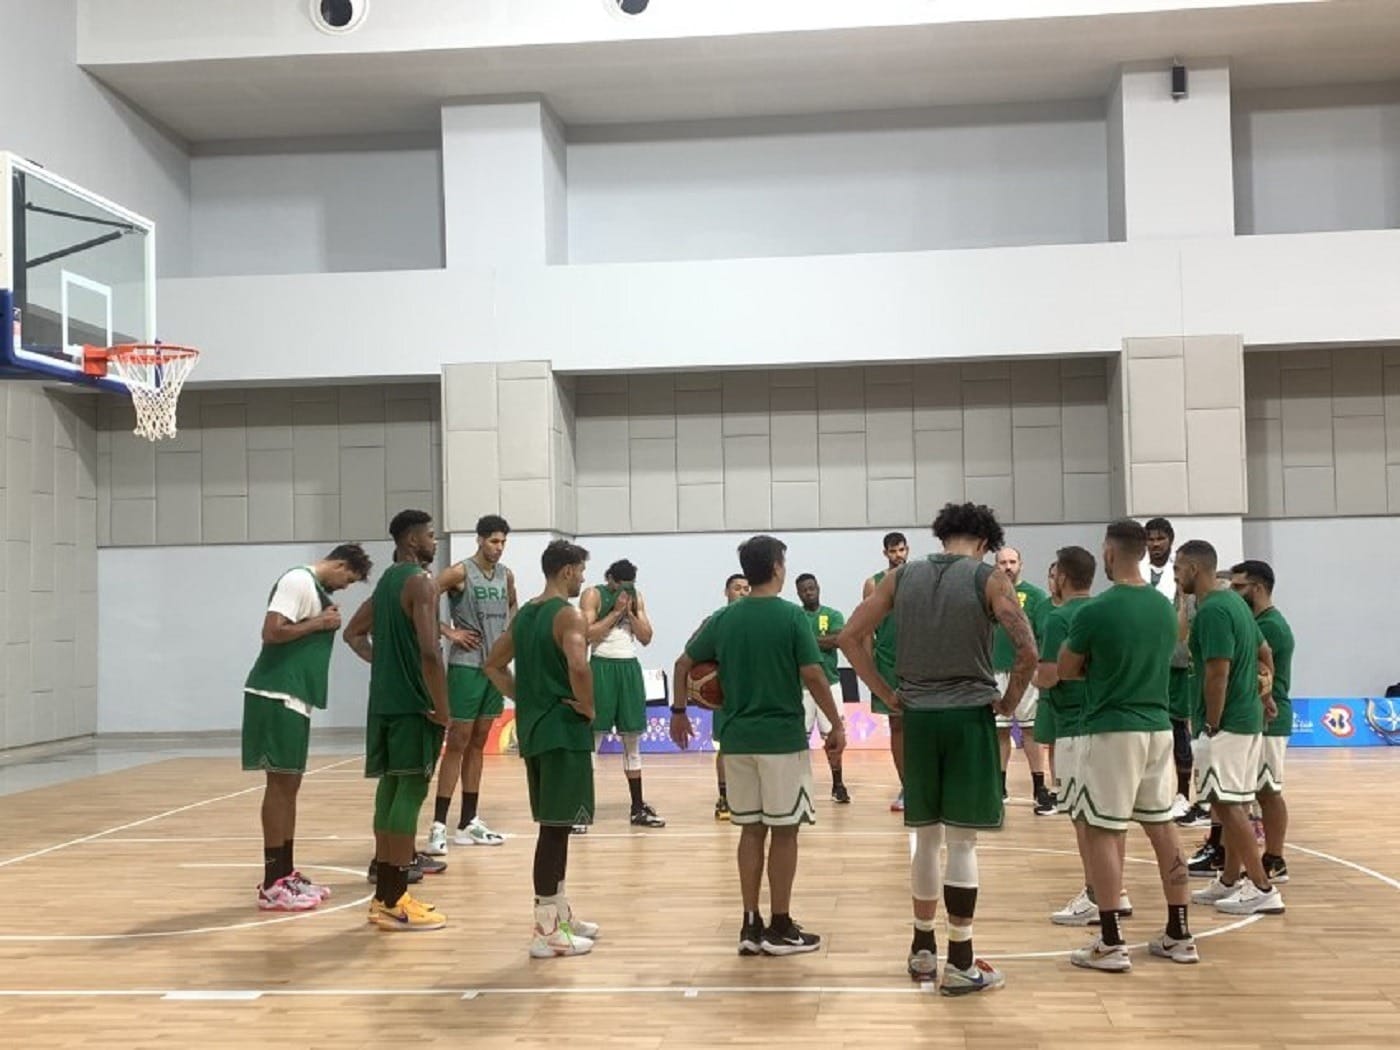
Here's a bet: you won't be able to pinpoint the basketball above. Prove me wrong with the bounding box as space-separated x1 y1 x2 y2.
686 661 723 710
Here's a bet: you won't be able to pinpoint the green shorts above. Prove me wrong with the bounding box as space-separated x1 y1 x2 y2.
591 656 647 734
1032 699 1057 745
902 706 1004 830
871 654 901 717
525 749 596 827
448 665 505 722
241 693 311 774
365 713 445 780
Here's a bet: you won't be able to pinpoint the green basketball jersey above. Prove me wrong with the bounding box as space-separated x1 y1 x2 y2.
1257 606 1295 738
993 580 1049 672
243 567 335 709
513 597 593 756
803 605 845 685
367 561 434 718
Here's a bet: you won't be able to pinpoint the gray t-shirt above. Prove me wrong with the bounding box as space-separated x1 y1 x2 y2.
893 554 999 710
447 559 511 668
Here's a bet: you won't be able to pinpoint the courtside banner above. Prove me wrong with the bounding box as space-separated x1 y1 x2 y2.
1290 698 1400 747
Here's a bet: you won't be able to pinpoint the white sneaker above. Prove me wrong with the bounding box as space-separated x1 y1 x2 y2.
1070 936 1131 972
1215 880 1284 915
424 821 449 856
455 817 505 847
1051 888 1132 926
560 899 600 940
257 876 320 912
1051 887 1097 926
530 904 594 958
1192 875 1239 905
1169 794 1190 820
1148 932 1200 964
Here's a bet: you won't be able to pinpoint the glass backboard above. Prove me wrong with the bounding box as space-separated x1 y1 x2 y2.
0 151 155 392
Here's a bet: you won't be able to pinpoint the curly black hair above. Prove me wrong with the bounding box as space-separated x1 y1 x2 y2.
931 502 1005 551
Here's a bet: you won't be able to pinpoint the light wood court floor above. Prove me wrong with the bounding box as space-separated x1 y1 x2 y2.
0 746 1397 1049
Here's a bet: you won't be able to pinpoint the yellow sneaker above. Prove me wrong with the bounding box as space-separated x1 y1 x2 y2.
376 893 447 932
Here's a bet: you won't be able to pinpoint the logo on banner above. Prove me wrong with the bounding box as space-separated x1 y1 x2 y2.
1322 705 1354 738
1365 699 1400 745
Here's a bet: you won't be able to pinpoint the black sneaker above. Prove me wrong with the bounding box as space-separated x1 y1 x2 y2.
760 919 821 956
412 852 447 876
1033 790 1058 816
630 803 666 828
366 859 424 885
715 796 731 821
1187 842 1223 877
738 916 764 956
1263 852 1289 884
832 784 852 804
1176 803 1211 828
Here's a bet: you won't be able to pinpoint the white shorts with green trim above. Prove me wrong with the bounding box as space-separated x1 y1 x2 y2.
1192 730 1262 805
1070 730 1175 832
725 751 816 828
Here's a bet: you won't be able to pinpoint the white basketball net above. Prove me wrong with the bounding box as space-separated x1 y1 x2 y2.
106 346 199 441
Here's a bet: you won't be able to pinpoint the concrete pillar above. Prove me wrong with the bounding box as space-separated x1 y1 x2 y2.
441 101 568 267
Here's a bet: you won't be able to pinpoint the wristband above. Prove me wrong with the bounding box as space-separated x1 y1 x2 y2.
1204 723 1220 737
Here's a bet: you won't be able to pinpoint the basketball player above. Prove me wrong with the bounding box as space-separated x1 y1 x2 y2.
673 536 845 957
714 572 751 821
581 560 665 827
1178 541 1284 916
1143 517 1197 824
1231 560 1294 885
840 502 1033 995
1029 561 1061 816
424 514 517 855
1039 547 1134 926
1057 519 1196 970
483 540 600 958
992 546 1051 810
795 573 849 803
243 544 372 910
343 510 450 931
861 532 909 811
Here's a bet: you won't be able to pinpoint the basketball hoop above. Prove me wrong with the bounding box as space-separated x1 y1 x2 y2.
83 343 200 441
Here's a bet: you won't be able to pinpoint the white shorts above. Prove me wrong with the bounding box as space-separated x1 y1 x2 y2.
1054 735 1082 814
1257 735 1286 795
1070 730 1175 832
801 689 834 736
993 673 1038 728
1192 731 1262 805
725 751 817 827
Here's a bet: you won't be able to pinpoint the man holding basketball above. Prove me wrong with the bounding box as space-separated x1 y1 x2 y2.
672 536 845 956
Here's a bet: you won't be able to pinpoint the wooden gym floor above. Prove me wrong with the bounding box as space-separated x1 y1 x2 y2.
0 745 1396 1049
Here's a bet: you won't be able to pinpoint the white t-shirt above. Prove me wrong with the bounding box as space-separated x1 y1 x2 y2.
267 567 321 624
1141 554 1176 602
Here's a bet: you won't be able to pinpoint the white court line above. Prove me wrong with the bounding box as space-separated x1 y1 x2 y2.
0 756 360 871
105 835 348 844
163 991 262 1002
1287 843 1400 891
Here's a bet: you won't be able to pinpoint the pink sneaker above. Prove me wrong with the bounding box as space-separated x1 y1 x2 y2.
289 871 332 901
258 876 320 912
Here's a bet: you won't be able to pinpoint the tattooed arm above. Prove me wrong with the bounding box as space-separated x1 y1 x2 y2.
986 570 1036 718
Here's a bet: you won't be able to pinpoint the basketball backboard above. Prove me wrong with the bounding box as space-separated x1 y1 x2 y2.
0 151 155 393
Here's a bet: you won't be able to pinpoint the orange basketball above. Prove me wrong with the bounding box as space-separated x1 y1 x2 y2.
687 661 724 710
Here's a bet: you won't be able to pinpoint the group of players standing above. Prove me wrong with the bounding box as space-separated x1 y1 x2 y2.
237 498 1294 992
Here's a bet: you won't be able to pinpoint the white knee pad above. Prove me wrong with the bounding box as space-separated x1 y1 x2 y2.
944 826 979 888
910 824 945 901
621 732 643 772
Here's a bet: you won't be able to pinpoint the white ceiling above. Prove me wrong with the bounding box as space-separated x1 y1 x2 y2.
82 1 1400 143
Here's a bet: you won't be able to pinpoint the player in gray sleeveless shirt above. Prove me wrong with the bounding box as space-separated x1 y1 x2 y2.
425 515 518 854
840 502 1037 996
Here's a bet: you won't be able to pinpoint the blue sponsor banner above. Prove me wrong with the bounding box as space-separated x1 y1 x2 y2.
597 708 717 754
1291 698 1400 747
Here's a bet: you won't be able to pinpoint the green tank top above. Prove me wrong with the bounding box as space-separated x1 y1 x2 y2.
243 567 335 709
873 570 898 670
513 597 593 756
368 561 434 717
